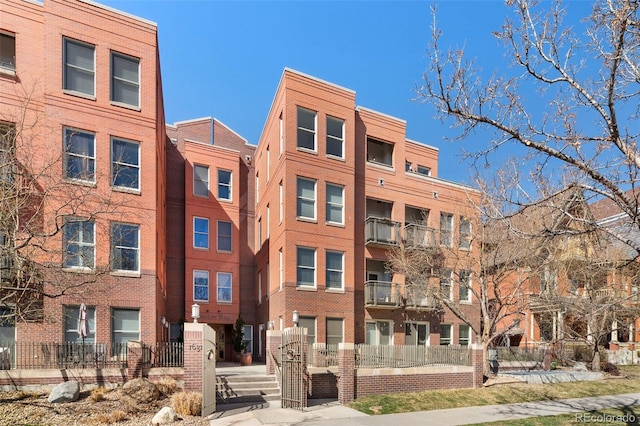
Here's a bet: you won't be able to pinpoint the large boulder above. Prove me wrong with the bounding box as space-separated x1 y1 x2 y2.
48 380 80 403
152 407 179 425
122 378 160 403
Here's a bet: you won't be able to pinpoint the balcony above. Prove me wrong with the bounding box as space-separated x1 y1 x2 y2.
404 288 438 311
365 280 401 308
404 224 438 248
365 216 401 246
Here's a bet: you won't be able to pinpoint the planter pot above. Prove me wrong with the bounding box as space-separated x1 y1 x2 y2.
240 352 252 366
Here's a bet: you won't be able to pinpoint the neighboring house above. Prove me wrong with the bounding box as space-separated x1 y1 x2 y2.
0 0 167 346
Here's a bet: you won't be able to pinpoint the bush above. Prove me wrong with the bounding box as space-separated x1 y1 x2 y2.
602 362 620 376
154 377 178 396
171 391 202 416
95 410 127 424
91 386 107 402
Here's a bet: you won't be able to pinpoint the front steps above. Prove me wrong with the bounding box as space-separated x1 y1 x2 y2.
214 372 280 415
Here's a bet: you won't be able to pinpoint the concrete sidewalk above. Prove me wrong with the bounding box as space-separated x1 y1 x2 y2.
210 393 640 425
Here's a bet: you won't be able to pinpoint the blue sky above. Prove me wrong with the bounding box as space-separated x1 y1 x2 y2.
98 0 590 185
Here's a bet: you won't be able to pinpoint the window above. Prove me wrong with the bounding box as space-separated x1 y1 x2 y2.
63 38 95 96
326 183 344 224
193 270 209 302
64 128 95 182
365 321 392 345
296 247 316 287
193 164 209 197
111 52 140 107
111 308 140 345
440 268 453 300
459 217 472 250
255 172 259 204
405 322 429 346
296 177 316 220
266 205 270 239
217 272 232 303
299 316 316 346
266 145 270 181
459 324 471 346
326 116 344 158
405 161 412 172
266 263 270 299
440 212 453 247
297 107 316 151
257 217 262 247
218 169 232 201
0 122 14 183
440 324 452 346
111 223 140 272
325 250 343 290
366 137 393 167
64 305 95 343
0 32 16 75
0 306 15 343
326 318 343 345
279 181 283 223
279 112 284 155
217 220 232 252
459 270 472 302
278 248 283 291
242 325 253 354
416 165 431 176
258 270 262 303
63 219 95 268
111 138 140 190
193 217 209 249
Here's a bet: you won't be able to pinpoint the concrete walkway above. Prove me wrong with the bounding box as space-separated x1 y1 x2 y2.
211 393 640 425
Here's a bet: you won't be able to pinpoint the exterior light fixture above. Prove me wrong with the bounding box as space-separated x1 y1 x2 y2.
191 304 200 323
292 310 299 327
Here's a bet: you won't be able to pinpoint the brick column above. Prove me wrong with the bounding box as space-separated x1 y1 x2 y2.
127 341 144 380
183 323 203 392
471 343 483 388
337 342 355 405
266 330 281 375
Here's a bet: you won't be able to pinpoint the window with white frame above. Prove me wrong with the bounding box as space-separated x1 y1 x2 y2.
63 218 95 268
325 250 343 290
326 116 344 159
416 165 431 176
440 212 454 247
266 205 270 239
193 217 209 249
111 138 140 190
459 270 472 302
440 268 453 300
217 220 232 252
111 223 140 272
459 324 471 346
110 52 139 107
111 308 140 345
440 324 452 345
278 248 283 291
218 169 232 201
217 272 232 303
193 164 209 197
365 321 392 345
64 128 95 182
299 316 316 346
193 270 209 302
255 172 259 204
326 318 343 345
297 107 316 151
296 177 316 220
279 180 283 223
459 217 472 250
266 145 270 181
257 217 262 247
242 325 253 354
405 322 429 346
258 271 262 303
296 247 316 287
326 183 344 224
63 38 95 96
64 305 96 343
279 112 284 155
0 32 16 75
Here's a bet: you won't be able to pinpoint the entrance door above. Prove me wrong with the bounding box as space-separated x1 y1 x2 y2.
216 325 225 361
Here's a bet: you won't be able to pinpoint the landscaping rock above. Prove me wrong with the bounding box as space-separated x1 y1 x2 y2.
47 380 80 403
122 378 160 403
152 406 179 425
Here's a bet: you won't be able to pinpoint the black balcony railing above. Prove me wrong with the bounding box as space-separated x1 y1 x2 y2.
365 217 401 246
365 280 401 308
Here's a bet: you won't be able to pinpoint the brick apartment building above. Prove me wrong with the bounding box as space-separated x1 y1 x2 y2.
0 0 167 347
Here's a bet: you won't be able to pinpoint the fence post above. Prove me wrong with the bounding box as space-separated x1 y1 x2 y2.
266 330 281 375
127 341 144 380
471 343 483 388
338 342 355 404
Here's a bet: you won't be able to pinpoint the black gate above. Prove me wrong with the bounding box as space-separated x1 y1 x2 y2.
279 327 307 410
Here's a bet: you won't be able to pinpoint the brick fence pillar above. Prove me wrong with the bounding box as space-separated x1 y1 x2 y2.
471 343 483 388
337 342 355 405
266 330 282 375
127 341 144 380
183 323 203 393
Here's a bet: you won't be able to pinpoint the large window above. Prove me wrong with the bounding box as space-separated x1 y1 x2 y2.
296 247 316 287
296 177 316 220
440 324 452 346
459 324 471 346
459 217 472 250
325 250 343 290
326 318 343 345
218 169 232 201
193 164 209 197
440 212 454 247
440 268 453 300
217 220 232 252
193 270 209 302
326 183 344 224
111 138 140 190
297 107 316 151
111 223 140 272
217 272 232 303
64 305 95 343
366 321 392 345
459 270 472 302
193 217 209 249
326 116 344 158
0 32 16 74
111 308 140 345
63 38 95 96
299 316 316 346
243 325 253 354
111 52 139 107
366 137 393 167
405 322 429 346
63 219 95 268
64 128 95 182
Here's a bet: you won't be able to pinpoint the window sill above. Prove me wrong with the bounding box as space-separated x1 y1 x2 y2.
216 250 233 254
326 154 345 162
193 246 210 251
62 89 96 101
296 147 318 155
296 217 317 224
459 300 472 305
194 299 209 303
216 300 232 305
110 101 141 112
0 67 16 79
325 288 345 294
217 198 233 203
326 221 345 228
296 285 317 292
366 161 394 172
62 267 95 274
63 178 96 188
110 270 141 278
112 186 141 196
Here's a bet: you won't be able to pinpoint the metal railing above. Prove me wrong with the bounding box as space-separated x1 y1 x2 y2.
355 344 472 368
365 216 401 246
0 341 129 370
149 342 183 367
404 224 438 248
492 346 546 363
364 280 402 308
309 343 339 367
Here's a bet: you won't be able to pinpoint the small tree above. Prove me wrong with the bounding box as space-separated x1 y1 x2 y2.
230 316 247 354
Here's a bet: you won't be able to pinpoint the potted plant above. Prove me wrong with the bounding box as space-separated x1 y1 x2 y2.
230 316 250 364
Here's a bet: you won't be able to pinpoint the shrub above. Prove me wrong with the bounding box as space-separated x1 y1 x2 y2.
154 377 178 396
171 391 202 416
602 362 620 376
94 410 127 424
91 386 107 402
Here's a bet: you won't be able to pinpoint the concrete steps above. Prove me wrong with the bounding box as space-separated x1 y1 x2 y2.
216 373 280 405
